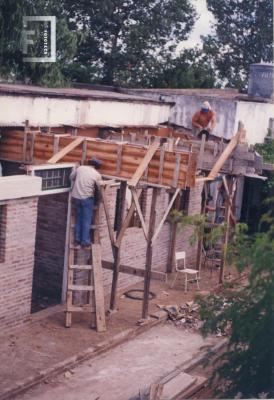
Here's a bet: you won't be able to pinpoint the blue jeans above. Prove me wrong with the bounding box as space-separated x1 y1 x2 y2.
74 197 94 246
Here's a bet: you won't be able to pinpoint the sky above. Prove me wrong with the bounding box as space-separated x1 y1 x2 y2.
178 0 215 51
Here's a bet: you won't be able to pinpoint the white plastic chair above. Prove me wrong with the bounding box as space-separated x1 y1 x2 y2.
170 251 200 292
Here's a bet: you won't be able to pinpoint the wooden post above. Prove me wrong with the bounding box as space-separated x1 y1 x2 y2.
196 183 207 272
109 181 127 310
166 192 181 273
219 178 232 284
142 187 159 319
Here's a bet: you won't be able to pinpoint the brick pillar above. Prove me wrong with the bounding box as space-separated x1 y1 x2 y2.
0 197 38 335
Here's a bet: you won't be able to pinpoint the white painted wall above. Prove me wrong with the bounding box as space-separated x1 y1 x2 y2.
234 101 274 145
0 175 42 201
0 95 171 127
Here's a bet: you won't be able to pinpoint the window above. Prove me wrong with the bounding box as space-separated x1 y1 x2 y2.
0 205 7 263
27 163 75 195
35 168 72 191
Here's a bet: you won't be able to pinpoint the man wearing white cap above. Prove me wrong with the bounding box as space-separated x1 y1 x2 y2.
192 101 216 137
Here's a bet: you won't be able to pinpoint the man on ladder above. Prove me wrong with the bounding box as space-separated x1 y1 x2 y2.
69 156 102 248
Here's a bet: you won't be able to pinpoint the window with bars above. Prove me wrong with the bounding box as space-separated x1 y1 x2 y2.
34 168 72 191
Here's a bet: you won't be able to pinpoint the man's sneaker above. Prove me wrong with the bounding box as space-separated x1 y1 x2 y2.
74 241 81 249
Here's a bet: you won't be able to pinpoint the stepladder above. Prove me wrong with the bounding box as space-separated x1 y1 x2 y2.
65 193 106 332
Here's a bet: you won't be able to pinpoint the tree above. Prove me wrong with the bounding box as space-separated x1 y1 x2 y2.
63 0 197 86
0 0 77 86
202 0 273 89
149 48 217 88
198 202 274 398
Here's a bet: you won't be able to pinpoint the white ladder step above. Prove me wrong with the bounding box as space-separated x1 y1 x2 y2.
66 305 95 312
68 284 94 291
70 265 92 270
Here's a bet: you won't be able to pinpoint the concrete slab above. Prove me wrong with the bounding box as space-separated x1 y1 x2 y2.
19 324 217 400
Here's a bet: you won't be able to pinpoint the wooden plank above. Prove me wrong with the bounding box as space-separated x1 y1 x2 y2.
115 189 142 248
116 144 123 174
158 146 165 185
207 131 241 180
102 260 166 282
151 188 180 245
149 383 164 400
131 188 148 240
100 186 116 250
142 188 159 319
172 154 181 188
68 284 94 291
53 135 60 155
47 136 84 164
81 139 87 165
197 133 206 169
128 141 160 187
92 243 107 332
166 193 181 273
65 207 75 328
70 265 93 270
67 305 95 312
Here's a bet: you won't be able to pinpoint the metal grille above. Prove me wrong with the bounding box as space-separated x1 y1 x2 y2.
34 168 72 191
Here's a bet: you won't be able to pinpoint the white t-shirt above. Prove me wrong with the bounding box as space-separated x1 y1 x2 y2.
70 166 101 199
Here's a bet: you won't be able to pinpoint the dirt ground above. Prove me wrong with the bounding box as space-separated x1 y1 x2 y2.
0 266 239 397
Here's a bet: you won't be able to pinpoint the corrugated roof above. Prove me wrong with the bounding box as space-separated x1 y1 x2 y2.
0 83 173 106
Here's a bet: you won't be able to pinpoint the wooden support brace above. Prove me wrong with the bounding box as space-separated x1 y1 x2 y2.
47 136 84 164
151 188 180 245
131 188 148 240
102 260 166 281
100 186 116 252
115 189 142 248
128 141 159 187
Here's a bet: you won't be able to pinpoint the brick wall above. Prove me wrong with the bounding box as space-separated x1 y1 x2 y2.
0 197 38 335
32 193 68 309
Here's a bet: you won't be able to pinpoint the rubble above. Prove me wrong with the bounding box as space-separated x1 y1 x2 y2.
157 302 202 331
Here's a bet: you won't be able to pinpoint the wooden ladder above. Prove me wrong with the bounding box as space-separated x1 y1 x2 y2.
65 195 106 332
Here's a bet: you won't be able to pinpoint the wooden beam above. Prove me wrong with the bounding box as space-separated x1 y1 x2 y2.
207 129 242 180
115 189 142 248
109 181 127 311
128 141 160 187
47 136 84 164
142 187 159 319
100 186 116 251
131 188 148 240
92 244 107 332
166 192 181 273
102 260 166 281
152 188 180 245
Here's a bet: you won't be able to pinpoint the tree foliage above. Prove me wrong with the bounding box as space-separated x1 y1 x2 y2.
198 202 274 398
0 0 77 86
203 0 273 89
63 0 197 86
